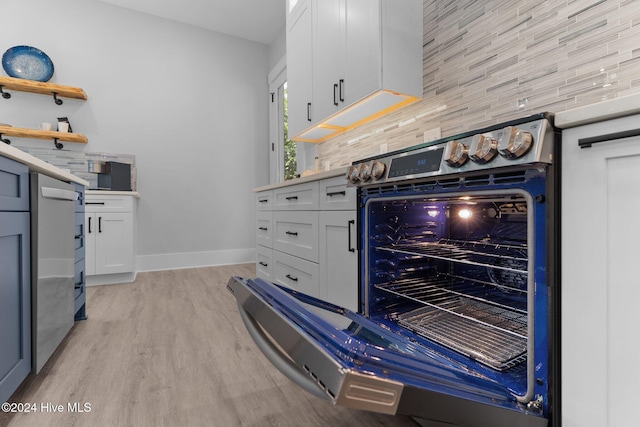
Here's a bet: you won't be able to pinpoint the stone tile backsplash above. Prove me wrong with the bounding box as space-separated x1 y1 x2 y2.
318 0 640 168
13 143 136 190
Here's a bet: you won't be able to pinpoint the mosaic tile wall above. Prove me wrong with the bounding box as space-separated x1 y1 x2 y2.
318 0 640 168
12 143 137 190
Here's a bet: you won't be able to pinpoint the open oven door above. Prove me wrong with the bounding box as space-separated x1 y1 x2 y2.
227 276 547 427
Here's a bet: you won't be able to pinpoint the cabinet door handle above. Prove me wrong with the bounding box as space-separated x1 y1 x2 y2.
285 231 298 236
348 219 355 252
259 261 268 267
339 79 344 102
326 190 346 197
307 102 312 122
285 274 298 282
88 216 92 233
285 196 298 201
258 227 268 231
578 128 640 148
333 83 339 106
98 216 102 233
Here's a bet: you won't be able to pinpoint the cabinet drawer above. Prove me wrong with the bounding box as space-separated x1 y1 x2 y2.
85 194 133 213
256 191 273 211
319 175 356 210
73 183 85 212
274 181 319 210
74 212 86 260
273 250 319 298
256 211 273 248
273 211 319 262
256 245 273 282
74 259 85 299
0 156 29 212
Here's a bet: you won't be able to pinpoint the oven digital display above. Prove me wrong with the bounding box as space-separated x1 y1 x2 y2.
388 147 444 178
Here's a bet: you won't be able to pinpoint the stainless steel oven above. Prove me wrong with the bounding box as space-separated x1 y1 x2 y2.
228 113 559 427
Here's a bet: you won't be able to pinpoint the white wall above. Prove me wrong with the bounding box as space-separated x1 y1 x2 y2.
0 0 270 271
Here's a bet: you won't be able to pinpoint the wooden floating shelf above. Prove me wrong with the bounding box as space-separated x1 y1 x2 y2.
0 125 88 144
0 76 87 100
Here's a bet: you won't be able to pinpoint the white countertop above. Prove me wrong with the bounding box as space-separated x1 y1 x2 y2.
1 142 90 186
254 167 347 192
555 92 640 128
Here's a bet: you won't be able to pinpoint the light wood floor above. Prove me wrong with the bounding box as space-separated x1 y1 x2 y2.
1 264 419 427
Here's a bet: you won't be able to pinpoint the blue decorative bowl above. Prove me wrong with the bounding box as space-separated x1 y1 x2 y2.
2 45 54 82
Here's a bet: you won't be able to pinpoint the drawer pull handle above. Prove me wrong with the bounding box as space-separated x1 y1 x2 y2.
285 196 298 201
259 261 268 267
578 128 640 148
286 274 298 282
285 231 298 236
326 191 346 197
86 202 105 205
348 219 355 252
258 199 269 203
258 227 268 231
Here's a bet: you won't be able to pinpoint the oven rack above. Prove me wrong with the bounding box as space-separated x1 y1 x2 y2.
375 275 528 335
377 239 528 273
395 304 527 371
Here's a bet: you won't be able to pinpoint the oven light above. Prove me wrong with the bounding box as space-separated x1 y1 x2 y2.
458 208 473 219
427 210 439 218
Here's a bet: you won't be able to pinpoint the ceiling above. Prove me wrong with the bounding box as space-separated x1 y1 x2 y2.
99 0 286 45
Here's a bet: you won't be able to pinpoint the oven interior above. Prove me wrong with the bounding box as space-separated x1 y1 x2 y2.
365 192 535 394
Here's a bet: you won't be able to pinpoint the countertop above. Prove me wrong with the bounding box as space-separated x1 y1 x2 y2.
1 142 90 186
254 167 347 192
555 92 640 128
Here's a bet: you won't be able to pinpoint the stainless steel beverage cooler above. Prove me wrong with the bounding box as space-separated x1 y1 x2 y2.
228 113 559 427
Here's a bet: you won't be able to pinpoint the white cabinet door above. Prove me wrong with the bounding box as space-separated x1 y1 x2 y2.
342 0 380 105
319 211 358 311
314 0 380 121
86 212 134 276
313 0 343 122
562 114 640 427
286 0 314 137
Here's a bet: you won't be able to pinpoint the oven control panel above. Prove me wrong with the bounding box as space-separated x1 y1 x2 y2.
346 115 554 186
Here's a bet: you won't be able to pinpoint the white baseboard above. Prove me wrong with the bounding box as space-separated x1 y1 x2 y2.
136 248 256 273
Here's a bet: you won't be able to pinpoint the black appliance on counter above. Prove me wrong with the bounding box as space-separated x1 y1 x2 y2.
228 113 559 427
97 161 131 191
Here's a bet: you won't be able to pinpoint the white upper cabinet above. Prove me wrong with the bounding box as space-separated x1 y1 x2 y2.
286 0 314 137
286 0 422 143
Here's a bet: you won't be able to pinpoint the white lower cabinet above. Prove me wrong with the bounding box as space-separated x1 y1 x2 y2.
319 211 358 311
273 250 320 297
85 193 137 284
255 173 357 309
561 113 640 427
256 244 273 282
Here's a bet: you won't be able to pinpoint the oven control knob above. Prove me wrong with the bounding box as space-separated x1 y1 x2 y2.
498 126 534 159
347 165 360 184
470 134 498 164
359 162 372 182
371 161 386 180
444 140 469 167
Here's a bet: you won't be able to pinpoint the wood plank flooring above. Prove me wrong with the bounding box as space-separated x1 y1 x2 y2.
1 264 419 427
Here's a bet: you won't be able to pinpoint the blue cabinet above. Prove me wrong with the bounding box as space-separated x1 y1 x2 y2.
0 156 31 404
73 182 87 320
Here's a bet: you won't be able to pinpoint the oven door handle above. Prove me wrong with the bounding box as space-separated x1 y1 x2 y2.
237 302 330 401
